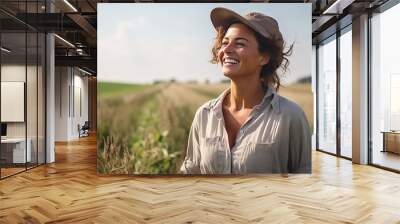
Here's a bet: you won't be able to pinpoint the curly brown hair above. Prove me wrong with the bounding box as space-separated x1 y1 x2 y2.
210 24 293 91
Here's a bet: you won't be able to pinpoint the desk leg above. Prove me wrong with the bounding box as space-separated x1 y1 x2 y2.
382 133 386 152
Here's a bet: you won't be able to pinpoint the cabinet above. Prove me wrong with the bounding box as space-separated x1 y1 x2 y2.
0 138 31 164
382 131 400 154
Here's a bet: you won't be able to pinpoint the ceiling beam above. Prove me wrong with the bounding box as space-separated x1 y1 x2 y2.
55 55 96 72
67 13 97 39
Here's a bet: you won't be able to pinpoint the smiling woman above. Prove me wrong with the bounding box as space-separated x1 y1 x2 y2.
180 7 311 174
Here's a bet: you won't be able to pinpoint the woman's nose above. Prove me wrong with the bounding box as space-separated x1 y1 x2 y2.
222 42 234 53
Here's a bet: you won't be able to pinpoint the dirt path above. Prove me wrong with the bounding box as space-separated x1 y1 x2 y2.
158 83 215 109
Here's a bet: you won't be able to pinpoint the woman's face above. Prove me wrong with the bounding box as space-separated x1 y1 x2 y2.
218 23 269 79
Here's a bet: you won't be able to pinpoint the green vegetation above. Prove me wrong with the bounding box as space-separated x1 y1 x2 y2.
97 81 149 98
97 87 160 174
97 83 203 174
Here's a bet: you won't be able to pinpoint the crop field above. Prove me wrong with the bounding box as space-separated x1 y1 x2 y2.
97 81 313 174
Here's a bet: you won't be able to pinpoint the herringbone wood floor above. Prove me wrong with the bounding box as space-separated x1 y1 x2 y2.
1 135 400 223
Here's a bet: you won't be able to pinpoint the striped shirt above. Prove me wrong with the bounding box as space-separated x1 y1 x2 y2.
180 86 311 174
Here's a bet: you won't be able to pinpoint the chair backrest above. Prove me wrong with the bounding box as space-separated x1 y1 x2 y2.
82 121 90 129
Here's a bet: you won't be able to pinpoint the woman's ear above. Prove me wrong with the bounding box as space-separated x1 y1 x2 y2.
259 53 270 66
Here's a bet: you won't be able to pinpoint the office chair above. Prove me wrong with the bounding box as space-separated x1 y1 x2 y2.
79 121 90 138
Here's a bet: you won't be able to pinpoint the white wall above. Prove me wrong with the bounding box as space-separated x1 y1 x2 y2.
1 65 26 135
55 66 69 141
1 63 46 164
1 65 38 138
55 67 89 141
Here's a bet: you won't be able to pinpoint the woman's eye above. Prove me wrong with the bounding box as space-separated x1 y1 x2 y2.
221 42 228 46
236 42 245 47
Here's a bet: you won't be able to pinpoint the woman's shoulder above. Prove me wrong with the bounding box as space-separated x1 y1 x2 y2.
190 98 219 127
274 94 311 136
274 94 306 118
195 98 218 115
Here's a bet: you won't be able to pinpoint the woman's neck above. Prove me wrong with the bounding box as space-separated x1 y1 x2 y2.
226 76 265 111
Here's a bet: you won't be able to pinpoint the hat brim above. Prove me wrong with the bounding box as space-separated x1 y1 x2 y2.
210 7 260 36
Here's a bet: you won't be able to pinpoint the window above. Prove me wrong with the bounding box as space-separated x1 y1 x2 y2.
0 1 46 179
339 27 352 158
370 2 400 171
317 35 337 154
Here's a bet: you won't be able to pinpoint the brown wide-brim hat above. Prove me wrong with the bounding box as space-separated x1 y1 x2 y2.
210 7 283 47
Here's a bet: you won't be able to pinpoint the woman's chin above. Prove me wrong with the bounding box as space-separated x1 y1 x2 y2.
222 70 239 78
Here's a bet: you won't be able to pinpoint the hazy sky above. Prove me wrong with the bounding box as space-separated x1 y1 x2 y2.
98 3 311 84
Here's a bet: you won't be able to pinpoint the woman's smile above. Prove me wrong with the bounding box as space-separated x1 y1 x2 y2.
222 57 240 70
223 57 239 65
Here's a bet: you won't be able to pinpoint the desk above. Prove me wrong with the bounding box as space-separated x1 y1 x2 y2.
1 138 31 163
381 131 400 154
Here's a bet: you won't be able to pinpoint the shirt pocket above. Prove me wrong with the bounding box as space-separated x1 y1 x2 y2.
240 141 280 173
200 136 227 173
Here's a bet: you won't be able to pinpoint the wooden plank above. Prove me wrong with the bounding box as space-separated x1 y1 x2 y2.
0 135 399 223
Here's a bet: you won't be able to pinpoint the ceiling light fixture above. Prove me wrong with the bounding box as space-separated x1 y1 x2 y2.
78 67 92 76
63 0 78 12
322 0 354 15
1 47 11 53
54 34 75 48
76 48 85 55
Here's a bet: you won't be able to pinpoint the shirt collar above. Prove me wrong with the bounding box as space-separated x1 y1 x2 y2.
210 84 280 118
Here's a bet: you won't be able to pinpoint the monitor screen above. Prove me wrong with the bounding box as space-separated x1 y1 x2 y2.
1 123 7 137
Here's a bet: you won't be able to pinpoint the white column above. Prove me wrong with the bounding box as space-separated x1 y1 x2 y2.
312 45 317 150
45 1 55 163
352 14 369 164
46 33 55 163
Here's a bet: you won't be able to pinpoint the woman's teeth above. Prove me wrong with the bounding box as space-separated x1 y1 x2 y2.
224 58 239 64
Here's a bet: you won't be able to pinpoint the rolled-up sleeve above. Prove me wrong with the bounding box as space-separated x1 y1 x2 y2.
180 110 202 174
288 110 312 173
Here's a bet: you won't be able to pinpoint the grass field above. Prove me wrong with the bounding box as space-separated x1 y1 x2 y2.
97 81 313 174
98 82 149 98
